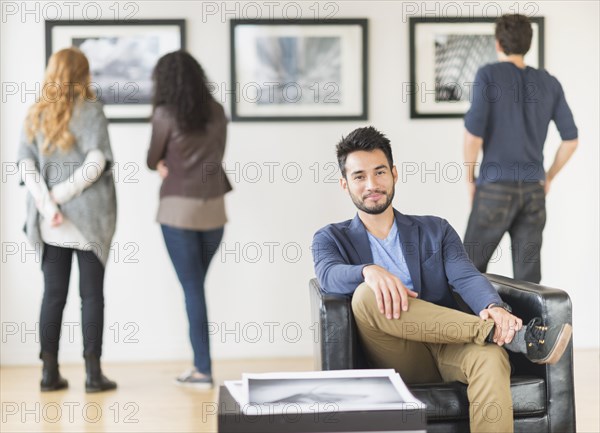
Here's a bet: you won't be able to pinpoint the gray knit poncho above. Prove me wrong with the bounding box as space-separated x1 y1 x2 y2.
17 100 117 266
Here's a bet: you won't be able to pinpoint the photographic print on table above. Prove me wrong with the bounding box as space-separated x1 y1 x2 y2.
46 20 186 123
230 19 368 121
409 17 545 118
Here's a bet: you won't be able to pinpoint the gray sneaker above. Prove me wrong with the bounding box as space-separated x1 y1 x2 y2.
175 369 213 389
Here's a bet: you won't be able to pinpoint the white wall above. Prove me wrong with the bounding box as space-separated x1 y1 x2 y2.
1 1 598 365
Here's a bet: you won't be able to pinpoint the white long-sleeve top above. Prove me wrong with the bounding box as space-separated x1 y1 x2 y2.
20 150 107 250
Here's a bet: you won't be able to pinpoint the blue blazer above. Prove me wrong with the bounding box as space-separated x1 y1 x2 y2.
312 209 501 315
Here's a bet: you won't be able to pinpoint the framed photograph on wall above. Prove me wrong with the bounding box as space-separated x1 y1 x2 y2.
409 17 544 119
230 19 368 121
46 20 186 123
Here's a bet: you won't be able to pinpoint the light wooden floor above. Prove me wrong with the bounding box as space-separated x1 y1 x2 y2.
1 350 598 432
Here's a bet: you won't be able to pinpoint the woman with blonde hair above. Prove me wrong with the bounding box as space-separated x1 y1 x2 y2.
18 47 117 392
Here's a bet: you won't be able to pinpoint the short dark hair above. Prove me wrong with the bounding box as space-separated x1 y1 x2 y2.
495 14 533 55
336 127 394 178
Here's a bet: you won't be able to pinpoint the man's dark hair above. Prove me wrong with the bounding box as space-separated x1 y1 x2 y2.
495 14 533 55
336 127 394 178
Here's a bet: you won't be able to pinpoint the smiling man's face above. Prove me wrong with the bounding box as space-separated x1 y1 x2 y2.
340 149 398 215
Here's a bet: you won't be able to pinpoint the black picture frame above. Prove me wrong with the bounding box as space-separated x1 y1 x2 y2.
230 19 368 122
409 16 545 119
45 19 186 123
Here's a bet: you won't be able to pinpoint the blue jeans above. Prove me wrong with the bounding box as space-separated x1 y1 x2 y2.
161 224 224 375
464 182 546 283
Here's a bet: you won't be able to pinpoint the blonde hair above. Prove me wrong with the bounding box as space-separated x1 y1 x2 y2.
26 47 95 154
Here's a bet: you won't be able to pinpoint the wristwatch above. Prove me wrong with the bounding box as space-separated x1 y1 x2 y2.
487 302 512 313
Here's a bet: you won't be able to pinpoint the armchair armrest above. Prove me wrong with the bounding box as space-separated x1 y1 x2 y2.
309 278 366 370
486 274 575 433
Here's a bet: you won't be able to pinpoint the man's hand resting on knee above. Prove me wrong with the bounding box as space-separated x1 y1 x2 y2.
362 265 419 320
479 306 523 346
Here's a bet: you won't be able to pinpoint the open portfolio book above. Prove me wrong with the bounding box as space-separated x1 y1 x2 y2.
224 369 426 416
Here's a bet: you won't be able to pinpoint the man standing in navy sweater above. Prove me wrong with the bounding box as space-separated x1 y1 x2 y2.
312 126 572 433
464 14 578 283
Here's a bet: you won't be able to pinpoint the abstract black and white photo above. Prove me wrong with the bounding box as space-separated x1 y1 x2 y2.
46 20 185 122
254 36 341 105
434 34 496 102
409 17 544 118
73 35 160 105
231 19 367 121
248 377 406 406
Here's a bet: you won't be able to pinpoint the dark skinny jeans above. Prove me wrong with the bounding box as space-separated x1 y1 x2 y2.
40 243 106 358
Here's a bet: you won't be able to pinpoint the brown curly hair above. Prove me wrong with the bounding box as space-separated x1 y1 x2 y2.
152 50 214 132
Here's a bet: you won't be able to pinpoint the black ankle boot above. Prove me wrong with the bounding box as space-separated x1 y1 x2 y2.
84 354 117 393
40 352 68 392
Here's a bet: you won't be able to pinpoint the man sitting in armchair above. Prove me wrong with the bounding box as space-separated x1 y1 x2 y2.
311 126 572 433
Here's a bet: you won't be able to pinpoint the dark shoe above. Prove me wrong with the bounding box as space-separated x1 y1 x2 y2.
503 317 572 365
524 317 573 364
84 354 117 393
40 352 68 392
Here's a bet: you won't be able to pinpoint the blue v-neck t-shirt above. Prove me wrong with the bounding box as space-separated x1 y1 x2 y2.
367 220 415 291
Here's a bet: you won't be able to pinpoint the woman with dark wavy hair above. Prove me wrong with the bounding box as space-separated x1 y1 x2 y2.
147 51 232 388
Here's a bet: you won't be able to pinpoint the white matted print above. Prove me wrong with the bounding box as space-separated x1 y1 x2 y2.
231 19 368 121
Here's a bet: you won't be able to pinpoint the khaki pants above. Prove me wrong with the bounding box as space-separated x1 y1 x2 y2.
352 283 513 433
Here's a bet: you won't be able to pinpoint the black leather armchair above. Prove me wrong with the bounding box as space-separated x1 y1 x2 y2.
309 274 575 433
